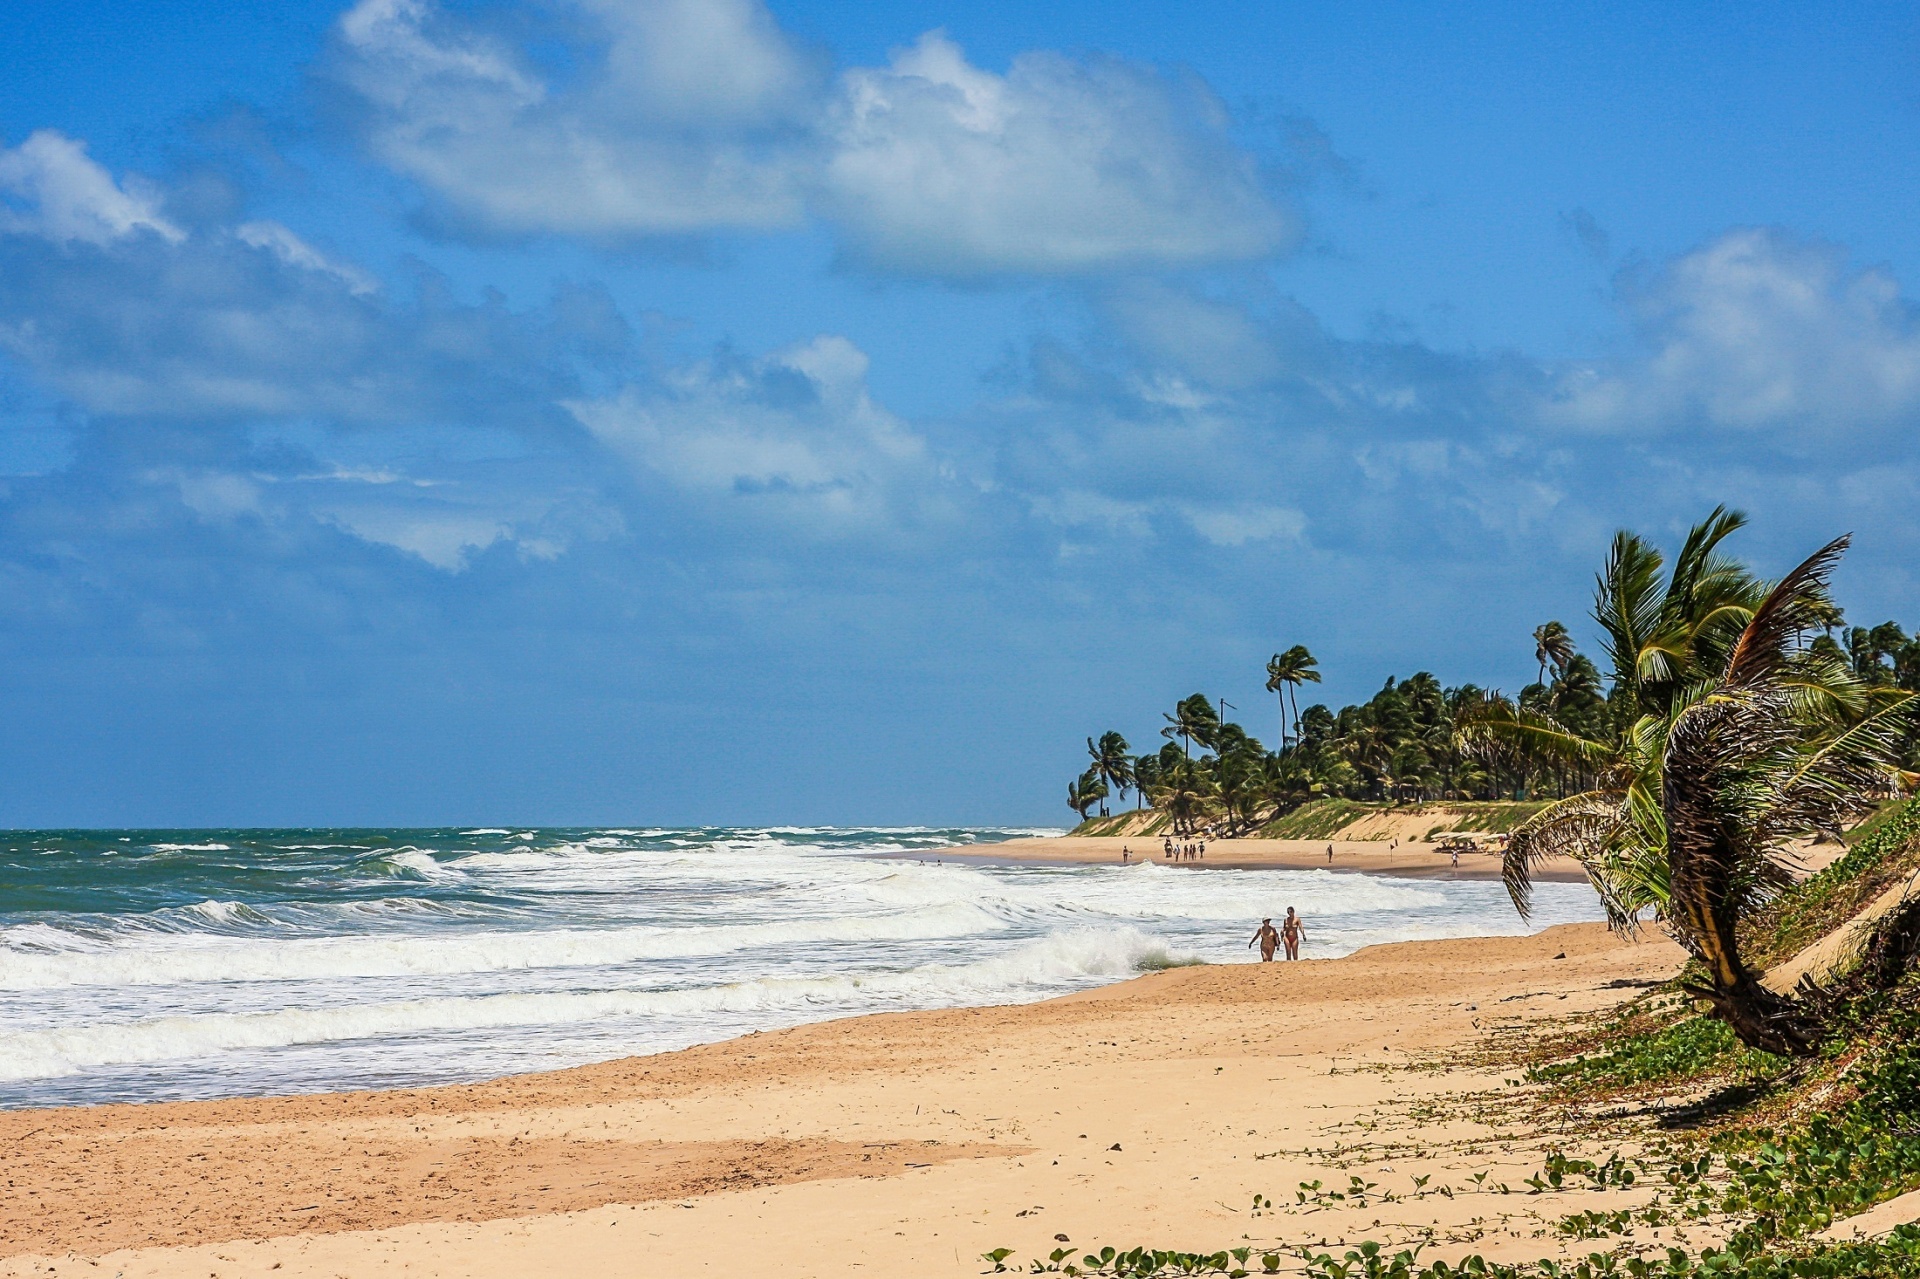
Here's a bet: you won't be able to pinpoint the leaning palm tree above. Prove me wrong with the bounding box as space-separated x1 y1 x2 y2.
1087 732 1134 814
1067 770 1108 823
1533 620 1575 687
1496 534 1913 1056
1163 694 1219 758
1265 646 1321 748
1468 507 1780 922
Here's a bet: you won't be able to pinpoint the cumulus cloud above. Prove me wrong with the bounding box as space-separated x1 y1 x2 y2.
1542 228 1920 435
325 0 1290 275
822 32 1289 276
0 130 182 245
331 0 818 237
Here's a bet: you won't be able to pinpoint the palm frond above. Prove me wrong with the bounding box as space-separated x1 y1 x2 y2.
1722 534 1850 689
1501 791 1624 918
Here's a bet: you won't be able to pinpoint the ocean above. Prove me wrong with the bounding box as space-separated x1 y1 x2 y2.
0 827 1604 1108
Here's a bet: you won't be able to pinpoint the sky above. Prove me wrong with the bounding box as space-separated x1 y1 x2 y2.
0 1 1917 827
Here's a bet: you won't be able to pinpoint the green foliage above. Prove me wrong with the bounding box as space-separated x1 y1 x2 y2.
1528 1013 1785 1091
1743 795 1920 970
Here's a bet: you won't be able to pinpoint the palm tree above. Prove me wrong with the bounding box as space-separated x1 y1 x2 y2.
1067 769 1108 823
1533 620 1575 687
1086 732 1134 815
1131 753 1160 811
1265 646 1321 748
1469 508 1778 876
1149 755 1217 835
1162 694 1219 758
1491 530 1913 1056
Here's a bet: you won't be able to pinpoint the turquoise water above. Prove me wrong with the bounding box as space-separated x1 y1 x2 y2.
0 826 1603 1108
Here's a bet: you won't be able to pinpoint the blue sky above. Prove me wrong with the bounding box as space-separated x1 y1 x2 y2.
0 0 1917 826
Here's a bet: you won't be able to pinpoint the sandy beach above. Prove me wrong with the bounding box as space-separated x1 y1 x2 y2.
0 921 1683 1278
922 836 1595 882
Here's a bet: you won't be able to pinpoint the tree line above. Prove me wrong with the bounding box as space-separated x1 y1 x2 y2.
1069 508 1920 842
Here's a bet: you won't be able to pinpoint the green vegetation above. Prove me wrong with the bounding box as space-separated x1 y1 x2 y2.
1468 511 1916 1055
1070 508 1918 875
1526 1006 1785 1092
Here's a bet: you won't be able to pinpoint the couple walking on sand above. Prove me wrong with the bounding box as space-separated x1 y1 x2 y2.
1249 908 1305 962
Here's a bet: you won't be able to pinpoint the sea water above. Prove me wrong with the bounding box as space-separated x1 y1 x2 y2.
0 827 1603 1107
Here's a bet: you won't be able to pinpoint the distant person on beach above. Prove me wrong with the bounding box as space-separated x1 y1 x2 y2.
1451 847 1460 869
1164 837 1173 860
1122 845 1131 864
1326 844 1334 864
1281 907 1305 960
1198 840 1206 859
1249 918 1280 962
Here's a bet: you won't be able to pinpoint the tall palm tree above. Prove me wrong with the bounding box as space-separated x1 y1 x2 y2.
1131 753 1160 811
1533 620 1575 687
1265 646 1321 748
1490 530 1913 1056
1086 732 1134 815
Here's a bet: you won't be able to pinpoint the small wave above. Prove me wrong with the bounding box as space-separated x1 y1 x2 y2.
0 928 1174 1082
362 849 459 880
183 900 271 927
149 843 233 853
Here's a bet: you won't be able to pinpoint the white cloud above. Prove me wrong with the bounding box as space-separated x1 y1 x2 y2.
0 131 182 246
1177 501 1305 546
567 335 942 530
332 0 816 237
327 2 1290 274
234 221 379 295
824 32 1289 275
1541 229 1920 434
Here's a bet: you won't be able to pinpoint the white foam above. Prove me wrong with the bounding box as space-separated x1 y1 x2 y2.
0 902 1004 990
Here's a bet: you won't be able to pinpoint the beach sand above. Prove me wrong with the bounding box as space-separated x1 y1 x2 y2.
924 836 1594 882
0 921 1684 1278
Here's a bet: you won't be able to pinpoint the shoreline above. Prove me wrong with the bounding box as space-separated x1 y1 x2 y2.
0 921 1677 1277
910 834 1595 883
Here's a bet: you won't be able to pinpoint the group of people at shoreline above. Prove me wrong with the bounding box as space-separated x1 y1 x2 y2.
1118 838 1208 864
